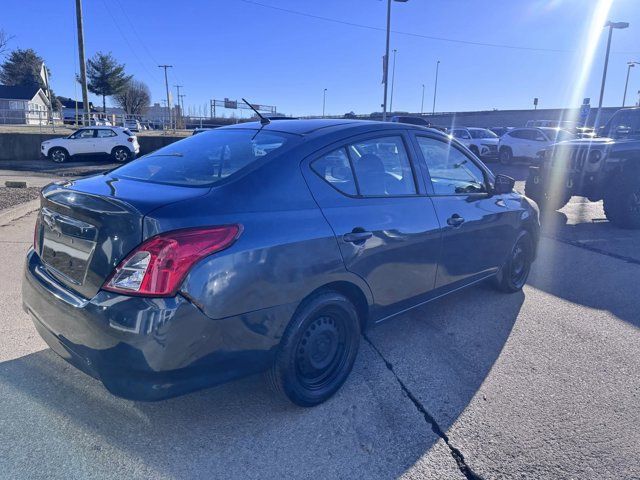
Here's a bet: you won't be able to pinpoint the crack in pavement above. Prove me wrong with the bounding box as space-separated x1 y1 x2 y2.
363 334 484 480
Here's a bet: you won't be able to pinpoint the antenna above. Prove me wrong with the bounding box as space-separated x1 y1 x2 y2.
241 98 270 125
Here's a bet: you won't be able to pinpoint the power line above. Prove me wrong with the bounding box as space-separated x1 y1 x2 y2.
239 0 638 54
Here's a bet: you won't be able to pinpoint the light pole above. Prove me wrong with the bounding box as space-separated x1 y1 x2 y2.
389 49 397 113
432 60 440 115
421 83 425 115
623 61 639 107
596 21 629 127
382 0 408 121
322 88 327 118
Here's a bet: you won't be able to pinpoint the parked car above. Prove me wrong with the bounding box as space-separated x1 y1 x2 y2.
390 115 431 127
489 126 514 137
525 107 640 228
450 127 499 160
124 118 142 132
40 126 140 163
24 119 539 406
498 127 575 164
525 119 578 130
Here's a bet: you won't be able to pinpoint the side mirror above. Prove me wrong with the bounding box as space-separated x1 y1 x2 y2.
493 174 515 194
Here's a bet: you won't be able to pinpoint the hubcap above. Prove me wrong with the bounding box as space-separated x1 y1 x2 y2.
510 241 529 287
115 149 128 161
295 312 349 390
52 150 65 162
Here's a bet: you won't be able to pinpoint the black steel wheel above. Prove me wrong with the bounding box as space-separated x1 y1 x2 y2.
493 231 534 293
499 147 512 165
267 291 361 407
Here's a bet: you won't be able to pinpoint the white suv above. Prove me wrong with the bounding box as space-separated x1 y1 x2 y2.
498 127 575 164
450 127 499 160
41 127 140 163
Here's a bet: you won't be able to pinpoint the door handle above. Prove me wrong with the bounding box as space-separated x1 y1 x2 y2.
447 214 465 227
343 230 373 244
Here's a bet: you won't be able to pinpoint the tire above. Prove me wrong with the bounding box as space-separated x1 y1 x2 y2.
499 147 512 165
493 231 534 293
469 145 480 157
112 146 131 163
524 171 570 211
49 147 68 163
267 291 361 407
603 173 640 229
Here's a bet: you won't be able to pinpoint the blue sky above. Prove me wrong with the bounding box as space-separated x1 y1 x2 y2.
2 0 639 116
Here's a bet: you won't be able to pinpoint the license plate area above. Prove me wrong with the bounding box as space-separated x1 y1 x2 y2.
40 208 97 286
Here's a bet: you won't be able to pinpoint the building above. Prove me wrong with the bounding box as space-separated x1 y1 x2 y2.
0 85 50 125
58 96 95 124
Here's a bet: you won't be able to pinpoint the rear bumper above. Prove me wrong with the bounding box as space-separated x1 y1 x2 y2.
22 249 283 401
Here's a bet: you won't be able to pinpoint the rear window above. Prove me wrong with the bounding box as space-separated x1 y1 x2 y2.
112 129 288 186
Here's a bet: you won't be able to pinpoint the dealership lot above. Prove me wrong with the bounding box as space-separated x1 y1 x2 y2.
0 164 638 479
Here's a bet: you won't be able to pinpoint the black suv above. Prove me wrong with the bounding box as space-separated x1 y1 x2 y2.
525 107 640 228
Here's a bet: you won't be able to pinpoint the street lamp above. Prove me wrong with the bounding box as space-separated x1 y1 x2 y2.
623 61 639 107
596 20 629 127
421 83 425 115
389 49 397 113
322 88 327 118
382 0 408 122
432 60 440 115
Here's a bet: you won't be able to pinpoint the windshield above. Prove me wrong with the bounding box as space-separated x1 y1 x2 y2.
112 129 289 186
469 129 498 139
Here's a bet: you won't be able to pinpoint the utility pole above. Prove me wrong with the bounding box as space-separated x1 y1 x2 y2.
158 65 173 130
623 62 639 107
75 0 90 125
178 93 186 126
322 88 327 118
174 84 183 128
432 60 440 115
389 49 397 113
596 21 629 127
421 84 425 115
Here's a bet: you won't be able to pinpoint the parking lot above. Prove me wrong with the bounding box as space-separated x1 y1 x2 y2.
0 161 636 479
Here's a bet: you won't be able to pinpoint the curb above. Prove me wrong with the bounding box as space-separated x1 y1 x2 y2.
0 199 40 226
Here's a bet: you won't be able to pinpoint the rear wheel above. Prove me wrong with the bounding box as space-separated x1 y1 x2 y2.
499 147 512 165
49 148 68 163
112 146 131 163
267 291 361 407
603 173 640 229
493 231 534 293
469 145 480 157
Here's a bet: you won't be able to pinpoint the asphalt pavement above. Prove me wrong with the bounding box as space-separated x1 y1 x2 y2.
0 163 638 479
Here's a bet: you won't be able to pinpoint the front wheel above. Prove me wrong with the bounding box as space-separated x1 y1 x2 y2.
112 147 131 163
493 231 534 293
267 291 361 407
49 148 68 163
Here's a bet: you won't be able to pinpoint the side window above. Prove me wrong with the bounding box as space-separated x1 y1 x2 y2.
453 129 470 139
509 130 526 140
71 129 94 139
311 148 357 196
96 129 117 138
416 136 487 196
533 130 547 141
348 136 416 196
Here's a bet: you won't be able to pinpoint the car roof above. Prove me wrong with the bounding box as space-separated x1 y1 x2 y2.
221 118 443 137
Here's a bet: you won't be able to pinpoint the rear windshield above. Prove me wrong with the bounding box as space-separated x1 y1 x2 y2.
112 129 288 186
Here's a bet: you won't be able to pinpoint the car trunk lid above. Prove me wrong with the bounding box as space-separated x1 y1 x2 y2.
35 174 210 299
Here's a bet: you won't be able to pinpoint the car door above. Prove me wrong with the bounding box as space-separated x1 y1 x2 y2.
68 128 96 155
95 128 118 154
529 129 550 158
302 132 442 318
411 133 519 289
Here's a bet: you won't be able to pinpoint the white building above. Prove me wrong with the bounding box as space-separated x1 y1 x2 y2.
0 85 50 125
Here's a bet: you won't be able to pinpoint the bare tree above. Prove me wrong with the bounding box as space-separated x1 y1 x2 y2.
0 30 13 56
113 79 151 115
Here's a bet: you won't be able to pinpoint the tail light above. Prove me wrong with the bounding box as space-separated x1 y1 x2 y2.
103 225 241 297
127 137 134 142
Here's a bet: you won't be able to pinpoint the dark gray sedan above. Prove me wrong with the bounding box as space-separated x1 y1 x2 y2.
22 119 539 406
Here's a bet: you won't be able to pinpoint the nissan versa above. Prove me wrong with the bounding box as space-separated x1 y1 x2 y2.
22 119 539 407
